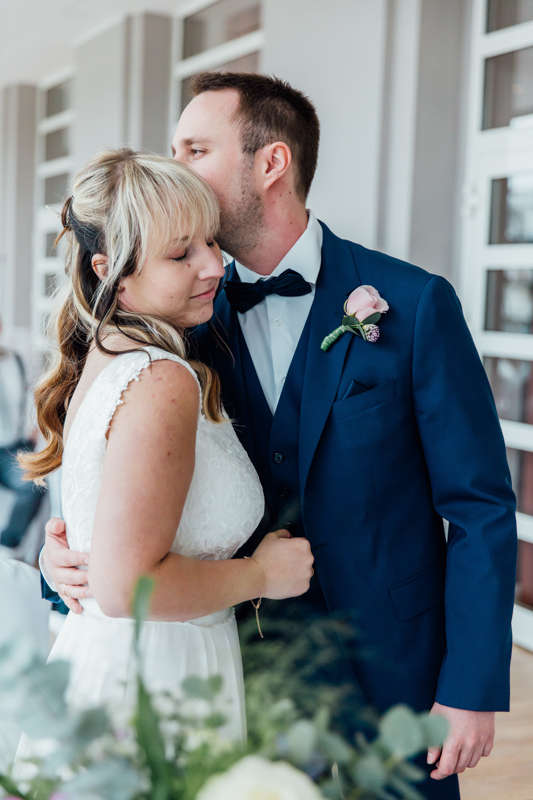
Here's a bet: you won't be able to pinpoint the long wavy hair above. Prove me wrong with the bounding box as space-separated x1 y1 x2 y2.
20 147 224 485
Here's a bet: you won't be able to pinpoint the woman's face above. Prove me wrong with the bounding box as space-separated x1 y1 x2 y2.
118 232 225 328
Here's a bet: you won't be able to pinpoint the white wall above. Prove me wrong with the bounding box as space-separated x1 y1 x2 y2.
263 0 389 248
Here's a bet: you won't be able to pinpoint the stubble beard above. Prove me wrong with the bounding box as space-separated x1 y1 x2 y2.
215 163 265 261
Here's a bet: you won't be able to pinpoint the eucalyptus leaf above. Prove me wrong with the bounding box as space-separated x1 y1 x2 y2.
316 730 353 765
286 719 317 764
342 316 358 327
395 758 427 783
352 752 387 793
379 705 424 758
132 576 155 646
134 680 172 797
420 713 448 748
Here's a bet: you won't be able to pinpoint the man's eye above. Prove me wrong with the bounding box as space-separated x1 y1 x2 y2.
191 149 204 158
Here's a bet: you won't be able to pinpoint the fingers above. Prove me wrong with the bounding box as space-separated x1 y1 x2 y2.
51 549 89 569
45 517 67 537
60 595 84 614
273 528 293 539
430 742 460 780
467 746 485 769
427 746 441 766
482 737 494 758
60 582 93 599
54 568 91 587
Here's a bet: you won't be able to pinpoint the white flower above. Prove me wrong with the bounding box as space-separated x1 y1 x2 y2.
196 755 325 800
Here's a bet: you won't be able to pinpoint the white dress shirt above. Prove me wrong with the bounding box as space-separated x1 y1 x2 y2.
235 210 323 414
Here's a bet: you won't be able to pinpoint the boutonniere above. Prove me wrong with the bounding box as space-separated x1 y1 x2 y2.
321 285 389 351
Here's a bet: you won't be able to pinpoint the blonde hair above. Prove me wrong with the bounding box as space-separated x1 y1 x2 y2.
21 147 224 484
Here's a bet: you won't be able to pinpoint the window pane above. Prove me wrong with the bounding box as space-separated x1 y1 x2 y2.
45 128 69 162
45 232 58 258
483 46 533 130
180 50 259 111
507 448 533 514
487 0 533 32
44 273 58 296
44 173 69 206
45 81 72 117
485 269 533 333
485 357 533 422
489 175 533 244
183 0 260 59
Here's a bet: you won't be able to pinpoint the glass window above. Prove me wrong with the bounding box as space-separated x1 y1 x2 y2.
45 81 72 118
183 0 260 59
487 0 533 32
180 50 260 111
44 273 58 296
507 448 533 515
44 173 69 206
45 232 58 258
485 269 533 333
485 357 533 422
45 128 69 162
483 46 533 130
489 175 533 244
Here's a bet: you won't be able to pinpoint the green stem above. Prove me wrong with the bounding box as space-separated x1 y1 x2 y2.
321 325 348 351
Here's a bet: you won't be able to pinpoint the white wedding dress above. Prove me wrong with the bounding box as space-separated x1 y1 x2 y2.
40 347 264 741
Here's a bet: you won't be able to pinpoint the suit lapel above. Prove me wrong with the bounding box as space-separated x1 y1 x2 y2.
299 224 362 495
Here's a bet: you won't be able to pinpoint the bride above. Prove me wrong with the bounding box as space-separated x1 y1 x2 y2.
19 147 314 742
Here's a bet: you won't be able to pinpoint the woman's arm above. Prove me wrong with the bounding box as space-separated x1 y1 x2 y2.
89 360 312 620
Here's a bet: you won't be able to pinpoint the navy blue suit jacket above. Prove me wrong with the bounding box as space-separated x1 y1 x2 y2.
198 222 517 714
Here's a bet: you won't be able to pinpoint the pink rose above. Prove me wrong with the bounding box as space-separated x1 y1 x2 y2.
346 285 389 322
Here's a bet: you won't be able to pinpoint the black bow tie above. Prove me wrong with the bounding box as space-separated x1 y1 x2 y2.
224 268 312 313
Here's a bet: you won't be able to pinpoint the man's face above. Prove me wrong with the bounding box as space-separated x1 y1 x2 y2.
172 89 264 258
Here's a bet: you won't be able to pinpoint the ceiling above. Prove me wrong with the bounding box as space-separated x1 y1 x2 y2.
0 0 187 88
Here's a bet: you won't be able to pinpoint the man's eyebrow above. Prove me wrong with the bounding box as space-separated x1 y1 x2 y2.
180 137 212 146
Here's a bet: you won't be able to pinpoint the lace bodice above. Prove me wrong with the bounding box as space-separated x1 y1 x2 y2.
61 346 264 570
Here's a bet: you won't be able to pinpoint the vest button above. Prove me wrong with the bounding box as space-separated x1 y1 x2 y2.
273 452 285 464
279 486 289 497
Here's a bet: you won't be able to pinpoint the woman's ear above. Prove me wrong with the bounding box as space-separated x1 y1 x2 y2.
91 254 109 281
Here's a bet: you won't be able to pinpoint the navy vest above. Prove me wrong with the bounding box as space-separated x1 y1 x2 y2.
236 318 330 617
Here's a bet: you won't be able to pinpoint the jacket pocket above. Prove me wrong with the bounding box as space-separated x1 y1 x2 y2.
331 378 396 421
389 562 444 622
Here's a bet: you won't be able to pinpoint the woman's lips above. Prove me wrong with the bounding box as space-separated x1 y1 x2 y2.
192 286 217 301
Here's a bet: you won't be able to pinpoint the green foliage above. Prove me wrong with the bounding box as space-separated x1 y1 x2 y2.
0 579 448 800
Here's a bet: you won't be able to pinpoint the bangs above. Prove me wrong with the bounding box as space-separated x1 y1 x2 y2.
130 159 220 265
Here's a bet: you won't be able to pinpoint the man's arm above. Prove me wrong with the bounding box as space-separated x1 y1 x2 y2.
412 275 517 777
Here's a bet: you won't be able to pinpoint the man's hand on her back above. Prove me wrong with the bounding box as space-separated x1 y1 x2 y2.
43 518 92 614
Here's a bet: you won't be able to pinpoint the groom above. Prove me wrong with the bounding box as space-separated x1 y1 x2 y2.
42 73 516 798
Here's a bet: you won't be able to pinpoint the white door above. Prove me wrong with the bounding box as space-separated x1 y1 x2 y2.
461 0 533 650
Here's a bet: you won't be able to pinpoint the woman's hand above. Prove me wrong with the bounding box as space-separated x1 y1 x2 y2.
251 529 314 599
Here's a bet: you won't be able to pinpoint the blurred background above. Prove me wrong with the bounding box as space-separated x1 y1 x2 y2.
1 1 533 793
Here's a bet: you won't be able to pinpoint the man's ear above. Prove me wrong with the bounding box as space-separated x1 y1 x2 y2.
91 254 109 281
259 141 292 191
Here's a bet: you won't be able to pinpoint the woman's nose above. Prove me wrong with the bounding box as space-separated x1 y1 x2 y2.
200 247 226 279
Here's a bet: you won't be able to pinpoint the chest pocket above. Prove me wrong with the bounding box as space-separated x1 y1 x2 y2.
330 378 396 421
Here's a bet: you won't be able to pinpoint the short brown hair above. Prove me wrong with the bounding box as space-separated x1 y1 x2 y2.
190 72 320 200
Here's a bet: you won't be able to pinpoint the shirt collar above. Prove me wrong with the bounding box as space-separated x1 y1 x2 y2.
234 209 323 285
